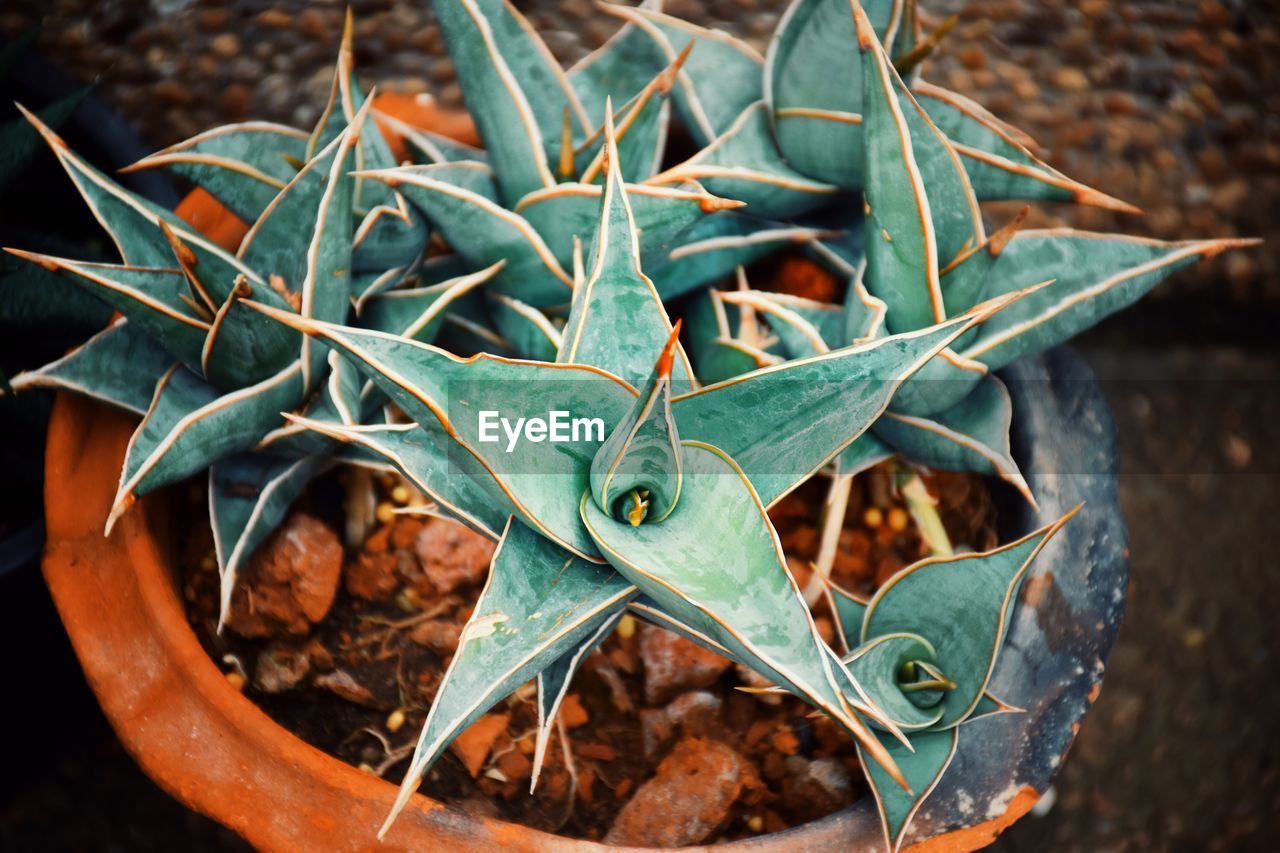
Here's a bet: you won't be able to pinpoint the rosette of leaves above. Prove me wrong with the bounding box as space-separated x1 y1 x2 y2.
733 510 1076 851
0 51 498 625
255 117 1035 834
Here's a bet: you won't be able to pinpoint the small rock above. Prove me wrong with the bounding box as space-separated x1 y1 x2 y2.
640 691 722 756
345 551 398 602
604 737 745 847
226 513 343 638
255 9 293 29
781 756 855 823
296 8 333 41
452 713 510 778
314 670 377 707
210 33 239 59
639 624 734 705
412 519 495 594
559 693 589 728
252 643 312 694
409 618 463 655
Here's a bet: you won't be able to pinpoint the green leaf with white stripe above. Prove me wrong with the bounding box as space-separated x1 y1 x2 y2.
567 0 668 124
3 319 170 415
2 252 209 372
962 232 1257 370
861 728 959 853
382 519 634 834
365 166 573 307
487 292 561 361
855 2 945 335
862 509 1077 728
766 0 905 188
873 375 1034 504
581 440 903 784
653 101 836 219
671 311 985 509
602 4 764 146
209 452 330 627
123 122 308 222
557 117 692 385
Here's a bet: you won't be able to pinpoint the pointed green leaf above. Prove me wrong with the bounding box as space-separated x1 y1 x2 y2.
861 728 959 853
557 120 692 384
516 181 740 275
284 420 516 542
358 262 501 344
845 633 945 731
123 121 308 222
911 81 1139 212
3 252 210 371
884 346 987 417
200 279 301 389
383 519 634 833
432 0 565 204
604 4 764 146
654 102 836 219
962 232 1257 370
862 509 1077 727
364 166 574 307
109 362 307 526
209 452 329 626
582 440 901 779
766 0 905 187
874 375 1034 504
4 318 169 415
648 215 833 301
856 3 945 334
671 311 983 508
567 0 668 124
487 292 561 361
531 609 624 790
246 306 637 560
575 53 681 183
719 289 846 358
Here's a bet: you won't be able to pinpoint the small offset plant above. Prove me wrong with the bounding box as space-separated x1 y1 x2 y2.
2 0 1257 849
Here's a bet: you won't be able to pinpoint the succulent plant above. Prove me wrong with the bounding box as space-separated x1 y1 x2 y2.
254 112 1058 836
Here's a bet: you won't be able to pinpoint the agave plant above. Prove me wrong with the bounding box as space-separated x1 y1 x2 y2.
251 111 1051 835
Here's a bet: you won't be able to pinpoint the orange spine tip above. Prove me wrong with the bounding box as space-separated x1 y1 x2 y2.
656 319 683 379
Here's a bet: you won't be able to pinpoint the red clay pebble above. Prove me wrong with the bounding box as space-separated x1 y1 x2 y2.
344 551 398 602
452 713 509 778
639 624 734 705
412 519 495 594
226 513 342 637
781 756 855 823
640 690 723 757
604 737 745 847
313 670 377 708
252 642 312 694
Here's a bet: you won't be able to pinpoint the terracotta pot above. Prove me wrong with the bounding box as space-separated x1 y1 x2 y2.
41 347 1126 851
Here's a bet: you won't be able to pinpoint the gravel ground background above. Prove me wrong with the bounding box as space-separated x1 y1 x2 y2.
1 1 1278 850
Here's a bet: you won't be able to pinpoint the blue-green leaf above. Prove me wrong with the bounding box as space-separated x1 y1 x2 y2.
364 165 574 307
123 121 308 222
873 375 1034 504
567 0 668 124
862 508 1078 727
487 292 561 361
209 452 329 627
3 318 169 415
862 728 959 853
961 232 1257 370
672 309 989 508
581 440 904 783
766 0 905 187
557 115 692 385
654 101 836 219
602 4 764 146
382 519 634 834
590 326 683 525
